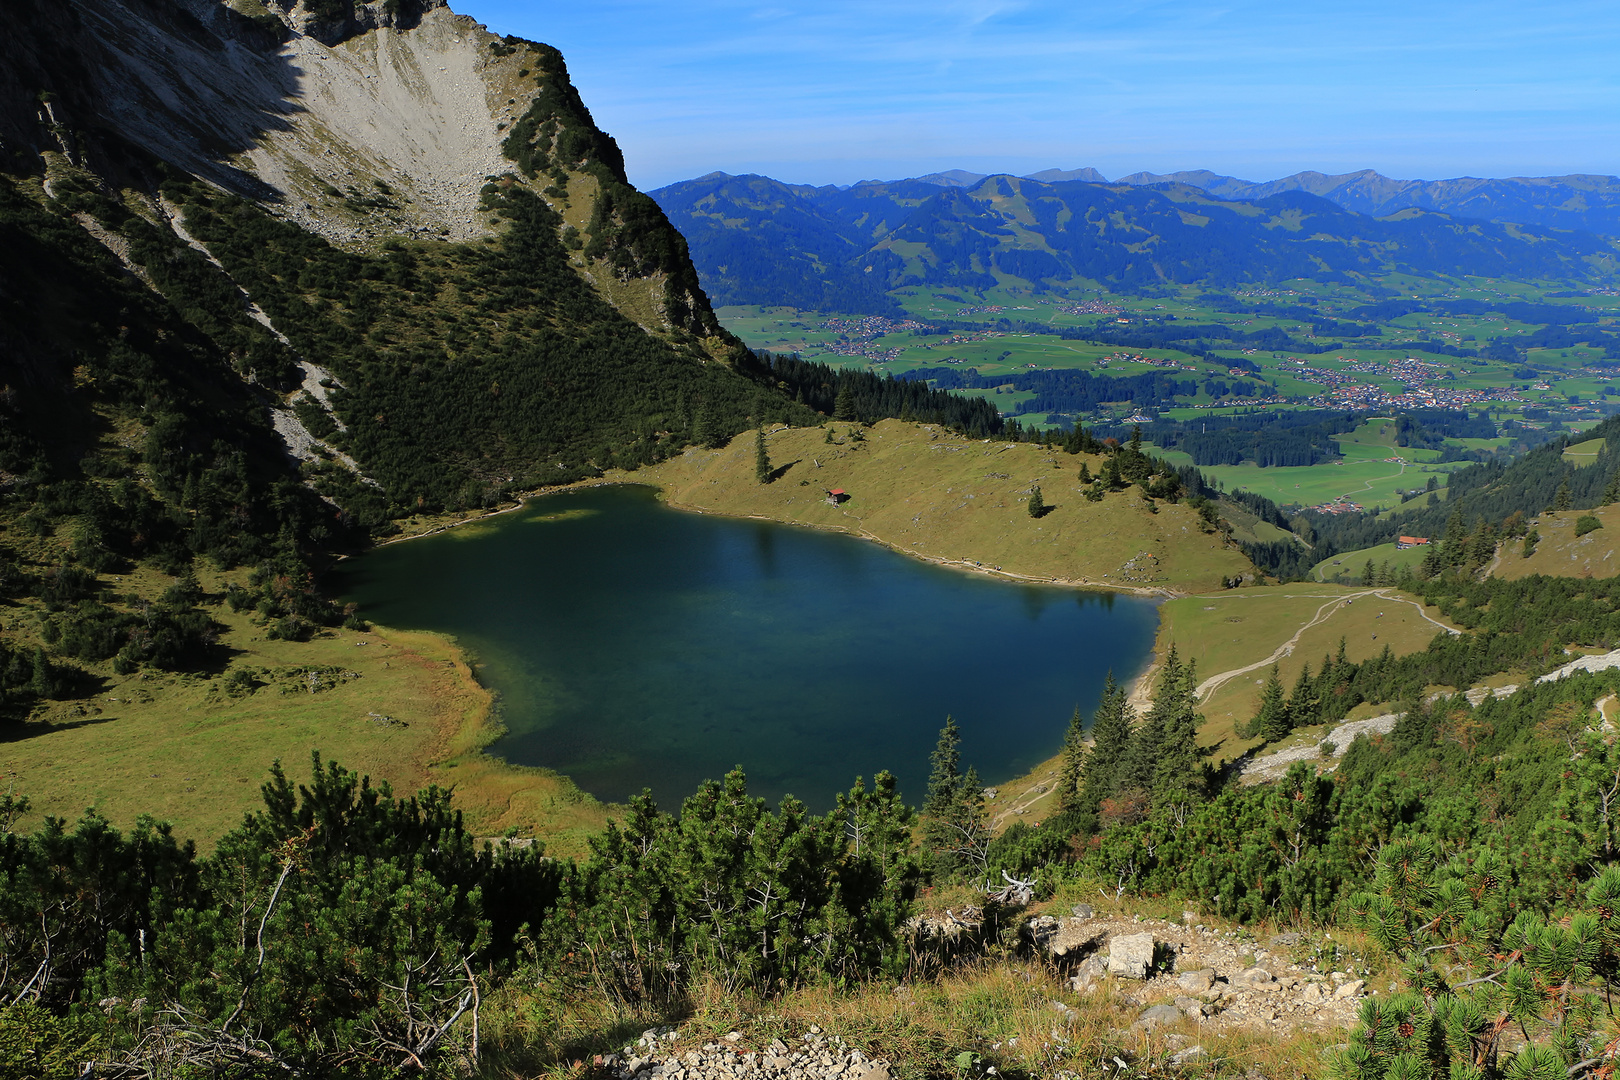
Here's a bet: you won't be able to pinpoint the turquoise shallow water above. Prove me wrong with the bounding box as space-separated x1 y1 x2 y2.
334 485 1159 811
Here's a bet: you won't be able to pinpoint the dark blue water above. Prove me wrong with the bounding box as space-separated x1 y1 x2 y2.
334 485 1158 811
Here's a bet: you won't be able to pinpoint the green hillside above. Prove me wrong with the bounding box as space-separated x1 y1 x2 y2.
653 171 1619 308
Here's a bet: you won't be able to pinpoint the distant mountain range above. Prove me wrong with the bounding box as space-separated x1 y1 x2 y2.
910 168 1620 237
650 171 1620 314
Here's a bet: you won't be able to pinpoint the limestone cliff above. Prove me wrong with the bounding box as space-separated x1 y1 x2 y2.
0 0 788 523
1 0 718 339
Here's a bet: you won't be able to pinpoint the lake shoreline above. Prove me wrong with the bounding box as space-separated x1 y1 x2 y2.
342 482 1163 812
365 467 1179 720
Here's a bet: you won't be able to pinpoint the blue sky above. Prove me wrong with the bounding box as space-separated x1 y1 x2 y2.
456 0 1620 191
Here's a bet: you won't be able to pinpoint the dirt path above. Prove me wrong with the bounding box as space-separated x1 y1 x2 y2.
1190 588 1456 703
1341 459 1405 501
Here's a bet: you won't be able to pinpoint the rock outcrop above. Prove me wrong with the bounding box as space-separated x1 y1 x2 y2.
602 1026 893 1080
1027 910 1372 1035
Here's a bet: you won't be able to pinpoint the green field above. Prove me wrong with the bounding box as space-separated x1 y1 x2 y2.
1149 417 1457 511
717 274 1620 453
1152 581 1464 754
718 278 1620 523
1564 436 1608 466
1311 541 1433 582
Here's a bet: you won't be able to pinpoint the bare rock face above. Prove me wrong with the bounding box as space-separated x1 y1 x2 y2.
6 0 717 342
1108 932 1156 979
261 0 450 47
601 1026 894 1080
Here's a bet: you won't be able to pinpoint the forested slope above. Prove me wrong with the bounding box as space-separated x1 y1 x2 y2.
653 171 1620 311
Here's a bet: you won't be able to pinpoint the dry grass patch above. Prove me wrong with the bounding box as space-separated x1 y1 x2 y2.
1492 504 1620 580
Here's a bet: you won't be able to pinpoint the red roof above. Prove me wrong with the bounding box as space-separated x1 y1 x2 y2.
829 489 846 495
1399 536 1429 545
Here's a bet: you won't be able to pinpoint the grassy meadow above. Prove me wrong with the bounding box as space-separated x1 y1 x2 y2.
1150 582 1462 757
1492 503 1620 580
2 566 610 852
1157 417 1457 512
627 419 1253 595
1312 541 1433 582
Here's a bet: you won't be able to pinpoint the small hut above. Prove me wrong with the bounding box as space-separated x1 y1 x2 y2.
825 488 848 506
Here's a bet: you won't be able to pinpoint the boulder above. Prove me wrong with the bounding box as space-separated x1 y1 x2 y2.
1233 966 1275 988
1069 953 1109 992
1334 979 1366 1000
1025 914 1060 948
1071 903 1095 919
1172 1046 1207 1065
1177 968 1215 994
1137 1004 1182 1028
1108 932 1157 979
1050 920 1096 958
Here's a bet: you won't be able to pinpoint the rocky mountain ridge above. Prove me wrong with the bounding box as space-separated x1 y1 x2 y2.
1 0 801 533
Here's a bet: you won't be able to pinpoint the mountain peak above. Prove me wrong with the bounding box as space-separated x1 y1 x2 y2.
907 169 988 188
1023 167 1108 184
265 0 450 47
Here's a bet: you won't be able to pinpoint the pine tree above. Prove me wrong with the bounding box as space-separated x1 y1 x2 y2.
1104 454 1124 490
1151 656 1204 823
1443 508 1467 566
692 406 720 449
948 766 991 877
1119 646 1182 793
1554 477 1573 512
1361 559 1376 586
1468 521 1497 566
1604 471 1620 507
1420 542 1443 579
1081 672 1133 812
1130 425 1143 453
1056 706 1086 814
1078 461 1092 484
1286 662 1316 725
922 716 962 823
755 428 772 484
920 718 990 879
833 384 856 422
1027 485 1045 518
921 717 965 876
1248 665 1292 742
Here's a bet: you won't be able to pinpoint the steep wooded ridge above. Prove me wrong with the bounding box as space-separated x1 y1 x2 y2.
0 0 818 534
651 172 1620 313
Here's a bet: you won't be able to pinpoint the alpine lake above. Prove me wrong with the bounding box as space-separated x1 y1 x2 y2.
334 485 1160 812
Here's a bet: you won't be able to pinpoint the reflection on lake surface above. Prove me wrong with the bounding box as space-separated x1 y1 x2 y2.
334 485 1159 811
